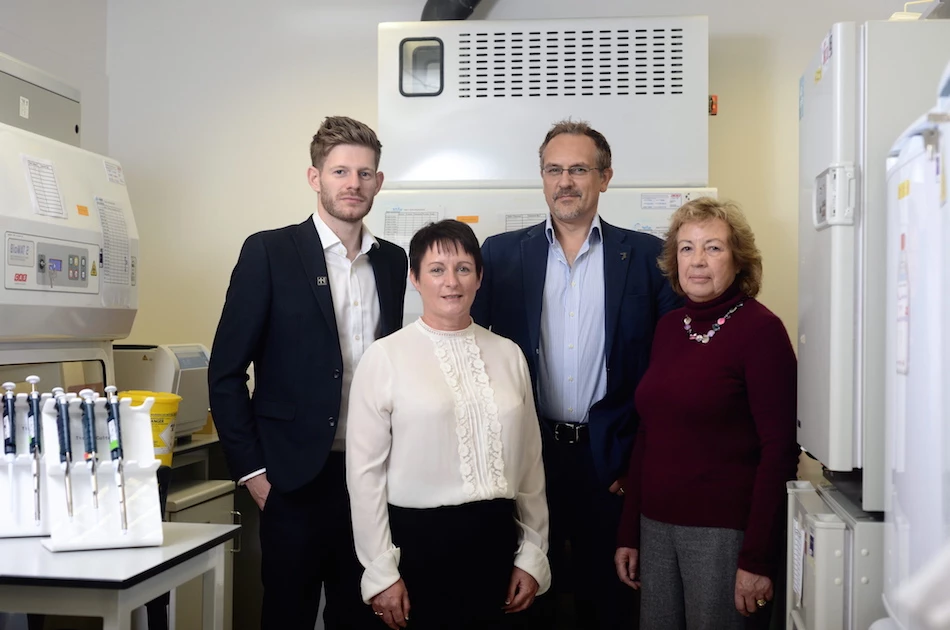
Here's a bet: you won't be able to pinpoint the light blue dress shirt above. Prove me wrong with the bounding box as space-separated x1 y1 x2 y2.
538 214 607 424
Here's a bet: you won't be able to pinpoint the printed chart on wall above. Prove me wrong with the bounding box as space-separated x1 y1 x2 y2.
95 197 132 307
103 160 126 186
383 208 442 293
383 208 443 251
22 155 66 219
504 213 547 232
635 193 682 239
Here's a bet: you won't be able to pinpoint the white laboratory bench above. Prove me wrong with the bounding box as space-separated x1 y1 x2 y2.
0 522 240 630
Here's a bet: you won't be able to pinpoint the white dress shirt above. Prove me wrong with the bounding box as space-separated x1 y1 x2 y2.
346 319 551 603
312 213 381 452
237 213 380 485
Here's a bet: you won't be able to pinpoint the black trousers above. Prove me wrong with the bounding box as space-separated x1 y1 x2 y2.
389 499 520 630
259 452 377 630
525 434 638 630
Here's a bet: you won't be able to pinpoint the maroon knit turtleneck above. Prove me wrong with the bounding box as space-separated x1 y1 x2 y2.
617 280 799 577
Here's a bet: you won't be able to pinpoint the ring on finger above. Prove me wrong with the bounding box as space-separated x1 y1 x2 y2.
756 599 767 608
374 610 384 616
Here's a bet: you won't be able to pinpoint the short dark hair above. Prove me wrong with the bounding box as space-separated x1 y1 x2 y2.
538 119 612 170
310 116 382 169
409 220 483 279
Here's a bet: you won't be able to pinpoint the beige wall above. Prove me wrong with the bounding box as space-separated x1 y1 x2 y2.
106 0 905 347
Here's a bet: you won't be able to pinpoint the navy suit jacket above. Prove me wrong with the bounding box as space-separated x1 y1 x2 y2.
471 218 680 485
208 217 407 493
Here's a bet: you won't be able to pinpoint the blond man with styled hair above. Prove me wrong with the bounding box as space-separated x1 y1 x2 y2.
615 197 799 630
210 115 407 629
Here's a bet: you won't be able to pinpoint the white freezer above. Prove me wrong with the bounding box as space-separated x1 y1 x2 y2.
882 76 950 630
797 20 950 511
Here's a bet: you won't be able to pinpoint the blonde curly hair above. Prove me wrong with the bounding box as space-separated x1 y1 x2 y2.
658 197 763 298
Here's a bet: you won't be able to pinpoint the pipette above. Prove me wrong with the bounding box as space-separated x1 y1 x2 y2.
26 376 42 523
104 386 128 531
2 382 16 511
53 388 74 518
79 389 100 509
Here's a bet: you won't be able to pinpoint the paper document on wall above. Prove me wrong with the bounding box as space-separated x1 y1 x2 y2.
22 155 66 218
641 192 684 210
383 209 442 251
632 221 669 239
95 197 132 307
504 213 547 232
793 517 805 607
104 160 126 186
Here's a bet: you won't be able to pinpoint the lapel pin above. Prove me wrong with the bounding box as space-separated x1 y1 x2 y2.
620 252 628 261
316 276 328 286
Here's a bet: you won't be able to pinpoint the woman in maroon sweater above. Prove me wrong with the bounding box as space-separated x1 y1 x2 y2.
614 198 798 629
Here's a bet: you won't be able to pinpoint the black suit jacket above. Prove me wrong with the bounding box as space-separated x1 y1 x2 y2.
471 219 681 485
208 217 407 492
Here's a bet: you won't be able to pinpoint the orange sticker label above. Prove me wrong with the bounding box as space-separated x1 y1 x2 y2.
456 215 479 224
77 205 89 216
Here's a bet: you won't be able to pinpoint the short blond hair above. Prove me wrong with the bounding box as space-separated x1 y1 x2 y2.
658 197 763 298
310 116 382 169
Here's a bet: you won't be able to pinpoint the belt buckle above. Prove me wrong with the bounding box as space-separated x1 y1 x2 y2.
555 422 579 444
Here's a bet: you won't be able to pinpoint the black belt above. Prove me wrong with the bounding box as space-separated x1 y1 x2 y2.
547 420 589 445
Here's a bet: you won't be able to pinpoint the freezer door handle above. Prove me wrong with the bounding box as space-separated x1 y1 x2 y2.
812 164 856 229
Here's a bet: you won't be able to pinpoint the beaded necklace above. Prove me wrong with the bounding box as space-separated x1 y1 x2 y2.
683 301 745 344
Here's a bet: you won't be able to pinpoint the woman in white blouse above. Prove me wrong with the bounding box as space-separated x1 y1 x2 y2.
346 219 551 629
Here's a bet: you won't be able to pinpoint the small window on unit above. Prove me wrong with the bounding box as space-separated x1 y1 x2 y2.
400 38 444 97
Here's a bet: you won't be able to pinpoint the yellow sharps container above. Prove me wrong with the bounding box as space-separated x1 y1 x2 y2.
118 390 182 466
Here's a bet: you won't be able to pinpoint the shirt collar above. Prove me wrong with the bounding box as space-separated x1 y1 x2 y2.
312 212 378 255
544 213 603 246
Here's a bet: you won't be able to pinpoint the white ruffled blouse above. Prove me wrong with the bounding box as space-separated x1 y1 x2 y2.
345 319 551 603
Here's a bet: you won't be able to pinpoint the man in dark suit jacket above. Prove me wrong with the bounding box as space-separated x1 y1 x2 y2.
209 116 407 630
471 120 680 629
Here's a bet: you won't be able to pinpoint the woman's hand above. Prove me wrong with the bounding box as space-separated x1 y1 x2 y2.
502 567 539 613
370 579 411 629
615 547 641 589
734 568 773 616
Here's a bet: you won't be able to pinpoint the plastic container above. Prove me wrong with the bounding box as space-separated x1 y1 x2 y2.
118 391 182 466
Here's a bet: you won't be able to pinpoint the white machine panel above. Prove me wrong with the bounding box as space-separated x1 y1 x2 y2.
113 344 211 439
0 122 139 341
378 16 709 188
797 21 950 510
883 97 950 629
786 481 885 630
367 187 715 321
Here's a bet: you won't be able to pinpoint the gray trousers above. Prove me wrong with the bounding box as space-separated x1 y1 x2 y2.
639 516 747 630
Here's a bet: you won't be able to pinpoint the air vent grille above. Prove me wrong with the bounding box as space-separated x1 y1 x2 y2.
457 27 686 98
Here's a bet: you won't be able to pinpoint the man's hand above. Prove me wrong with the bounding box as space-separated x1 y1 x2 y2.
608 478 627 496
503 567 539 613
370 579 411 629
734 568 773 616
615 547 640 589
245 474 272 511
